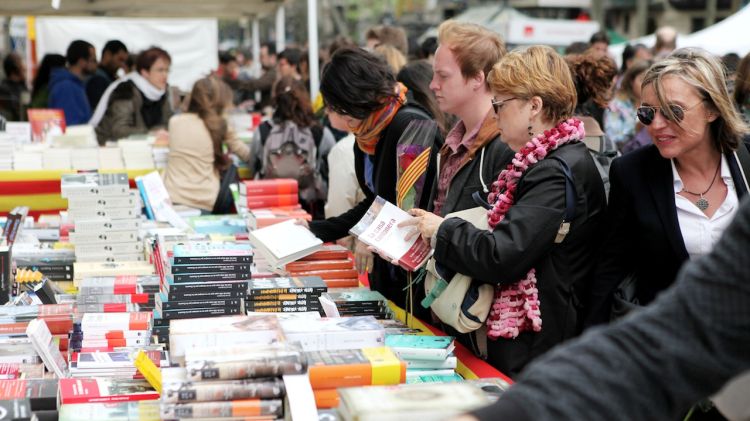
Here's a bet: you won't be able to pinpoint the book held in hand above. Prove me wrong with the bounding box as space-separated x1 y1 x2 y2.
248 220 323 269
350 196 433 272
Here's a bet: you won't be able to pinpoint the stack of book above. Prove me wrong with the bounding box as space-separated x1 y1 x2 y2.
72 261 154 289
160 343 305 420
68 349 167 379
70 148 100 171
0 304 74 361
62 172 144 263
58 400 160 421
245 207 312 230
58 377 160 405
237 179 300 212
71 312 152 354
285 244 358 288
186 214 248 237
97 147 125 169
306 346 406 409
76 275 159 314
119 140 155 169
0 378 59 418
246 276 327 315
336 381 490 420
165 315 284 361
13 150 43 170
153 241 252 329
385 335 460 383
320 288 390 319
152 146 168 169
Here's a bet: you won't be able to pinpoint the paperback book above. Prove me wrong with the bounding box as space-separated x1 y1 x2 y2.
248 220 322 269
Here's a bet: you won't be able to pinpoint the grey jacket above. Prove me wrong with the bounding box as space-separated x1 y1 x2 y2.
95 81 172 145
472 196 750 420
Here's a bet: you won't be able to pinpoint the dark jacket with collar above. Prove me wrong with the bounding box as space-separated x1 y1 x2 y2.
309 101 440 308
95 80 172 145
585 141 750 326
434 141 607 377
427 111 514 216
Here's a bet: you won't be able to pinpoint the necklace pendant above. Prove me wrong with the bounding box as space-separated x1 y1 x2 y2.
696 197 709 211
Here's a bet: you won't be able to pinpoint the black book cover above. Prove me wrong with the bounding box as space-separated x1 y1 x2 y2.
170 271 250 284
0 398 31 420
158 305 244 320
168 289 246 302
162 280 247 294
172 255 252 266
248 277 327 297
170 263 251 275
159 297 244 311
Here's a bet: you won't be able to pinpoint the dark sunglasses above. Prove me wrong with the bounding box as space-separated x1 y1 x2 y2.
491 97 518 114
636 101 704 125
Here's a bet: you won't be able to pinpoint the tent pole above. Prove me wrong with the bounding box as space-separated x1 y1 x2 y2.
307 0 319 99
275 5 286 54
253 16 261 103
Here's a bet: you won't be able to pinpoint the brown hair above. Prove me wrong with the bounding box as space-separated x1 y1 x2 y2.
643 47 749 151
365 25 408 56
437 20 506 85
136 46 171 73
272 76 317 128
186 76 233 171
566 52 617 108
488 45 577 125
734 52 750 109
617 59 652 103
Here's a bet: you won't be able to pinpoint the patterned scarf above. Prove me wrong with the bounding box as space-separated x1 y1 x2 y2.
485 118 585 339
351 82 408 155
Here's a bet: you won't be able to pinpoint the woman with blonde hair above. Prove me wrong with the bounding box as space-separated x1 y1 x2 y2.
399 45 606 376
587 48 750 325
162 76 250 213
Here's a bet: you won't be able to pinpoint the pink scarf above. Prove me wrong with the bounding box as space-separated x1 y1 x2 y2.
485 118 585 339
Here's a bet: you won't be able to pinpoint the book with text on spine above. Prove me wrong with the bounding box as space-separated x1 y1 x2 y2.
350 196 433 272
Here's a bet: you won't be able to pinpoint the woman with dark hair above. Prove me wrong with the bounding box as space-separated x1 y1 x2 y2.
566 52 618 128
397 60 448 136
30 54 66 109
92 46 174 144
163 76 249 212
308 47 440 308
251 76 335 219
735 52 750 123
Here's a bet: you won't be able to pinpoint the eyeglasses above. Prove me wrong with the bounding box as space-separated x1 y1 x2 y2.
636 101 704 126
491 97 518 114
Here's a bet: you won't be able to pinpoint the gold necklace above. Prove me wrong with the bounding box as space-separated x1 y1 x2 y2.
681 161 721 211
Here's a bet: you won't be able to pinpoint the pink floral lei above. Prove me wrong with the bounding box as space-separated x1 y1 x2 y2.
485 118 585 339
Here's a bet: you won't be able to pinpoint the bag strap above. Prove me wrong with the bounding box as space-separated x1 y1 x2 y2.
547 156 577 243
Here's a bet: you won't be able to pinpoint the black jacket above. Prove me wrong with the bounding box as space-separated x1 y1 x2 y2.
309 103 440 307
433 141 606 377
586 142 750 326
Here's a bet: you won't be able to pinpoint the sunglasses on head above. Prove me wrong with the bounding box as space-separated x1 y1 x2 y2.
636 100 704 126
491 97 518 114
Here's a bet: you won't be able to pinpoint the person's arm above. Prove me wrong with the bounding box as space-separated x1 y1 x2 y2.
584 158 636 326
224 128 251 162
468 196 750 421
433 159 567 284
309 194 374 243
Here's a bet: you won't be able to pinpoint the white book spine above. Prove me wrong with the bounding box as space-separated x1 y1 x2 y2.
69 230 139 244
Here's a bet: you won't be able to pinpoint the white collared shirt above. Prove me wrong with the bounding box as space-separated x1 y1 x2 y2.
672 155 739 260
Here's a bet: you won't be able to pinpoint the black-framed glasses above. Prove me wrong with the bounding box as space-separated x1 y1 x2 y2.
636 101 704 126
491 97 518 114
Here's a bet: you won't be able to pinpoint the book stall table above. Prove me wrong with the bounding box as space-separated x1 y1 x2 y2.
388 302 513 382
0 169 155 218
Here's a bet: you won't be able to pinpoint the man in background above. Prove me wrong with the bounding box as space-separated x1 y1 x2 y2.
0 52 30 121
49 40 97 125
86 40 128 109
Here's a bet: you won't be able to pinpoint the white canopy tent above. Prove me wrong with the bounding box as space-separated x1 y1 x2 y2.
1 0 323 97
609 5 750 65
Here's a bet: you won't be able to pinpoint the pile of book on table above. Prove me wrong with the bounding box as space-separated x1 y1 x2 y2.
385 334 460 383
75 275 159 315
61 172 144 263
236 179 301 214
161 343 303 420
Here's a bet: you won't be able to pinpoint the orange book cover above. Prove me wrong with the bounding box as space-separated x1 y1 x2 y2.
308 361 371 389
27 109 66 143
289 269 358 280
323 278 360 288
129 312 151 330
285 259 354 272
313 388 340 408
299 245 350 261
244 194 299 209
241 179 299 196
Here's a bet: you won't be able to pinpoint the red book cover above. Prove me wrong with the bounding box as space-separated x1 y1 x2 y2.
299 245 350 261
245 194 299 209
323 278 360 288
285 259 354 272
241 179 298 196
112 276 140 294
58 378 159 404
0 364 19 380
27 109 66 143
289 269 358 280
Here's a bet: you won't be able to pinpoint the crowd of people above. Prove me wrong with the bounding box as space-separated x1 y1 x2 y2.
2 21 750 420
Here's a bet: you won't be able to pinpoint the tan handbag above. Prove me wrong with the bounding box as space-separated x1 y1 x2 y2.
422 207 495 333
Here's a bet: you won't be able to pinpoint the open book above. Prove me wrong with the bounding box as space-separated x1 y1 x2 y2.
350 196 432 272
248 219 323 269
